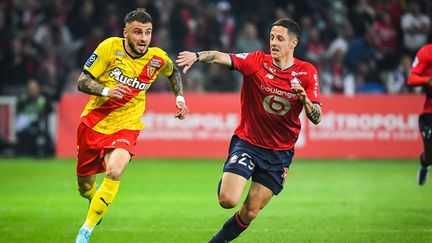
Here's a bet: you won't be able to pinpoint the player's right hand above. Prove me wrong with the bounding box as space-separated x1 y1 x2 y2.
175 100 189 120
176 51 197 74
108 84 132 99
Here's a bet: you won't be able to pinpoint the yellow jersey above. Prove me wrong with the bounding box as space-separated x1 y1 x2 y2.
80 37 174 134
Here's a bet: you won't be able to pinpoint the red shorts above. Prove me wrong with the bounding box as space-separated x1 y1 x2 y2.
76 123 140 176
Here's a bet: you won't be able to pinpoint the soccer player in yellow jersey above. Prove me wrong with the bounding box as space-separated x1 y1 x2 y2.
74 8 188 243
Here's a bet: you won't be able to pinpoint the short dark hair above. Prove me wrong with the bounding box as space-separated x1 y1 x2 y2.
124 8 152 26
272 18 300 39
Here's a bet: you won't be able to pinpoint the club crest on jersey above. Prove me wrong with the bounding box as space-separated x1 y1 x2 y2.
150 59 162 68
85 53 98 68
147 66 156 77
109 68 151 91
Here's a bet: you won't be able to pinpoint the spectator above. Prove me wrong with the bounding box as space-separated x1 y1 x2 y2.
344 29 376 72
355 61 384 94
372 10 399 70
325 20 353 60
400 1 431 56
385 54 418 93
234 22 264 53
1 0 430 96
320 49 345 95
304 26 326 66
0 35 37 95
15 79 52 157
215 1 236 51
348 0 375 36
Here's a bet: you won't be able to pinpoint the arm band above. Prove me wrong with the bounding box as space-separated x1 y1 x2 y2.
102 87 110 96
176 95 185 103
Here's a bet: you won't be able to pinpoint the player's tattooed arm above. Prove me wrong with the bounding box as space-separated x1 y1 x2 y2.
197 51 216 63
305 102 322 125
168 67 184 97
168 67 189 120
77 71 105 96
77 71 131 99
197 51 231 66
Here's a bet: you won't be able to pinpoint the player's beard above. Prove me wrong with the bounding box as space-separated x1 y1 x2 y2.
127 38 146 56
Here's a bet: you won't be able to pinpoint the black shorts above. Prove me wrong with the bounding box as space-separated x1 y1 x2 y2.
419 113 432 142
222 135 294 195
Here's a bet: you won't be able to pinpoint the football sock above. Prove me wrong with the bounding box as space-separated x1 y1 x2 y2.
84 178 120 229
79 182 97 200
209 211 249 243
421 153 430 167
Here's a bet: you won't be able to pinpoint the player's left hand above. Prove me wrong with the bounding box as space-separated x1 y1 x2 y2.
291 78 307 102
175 101 189 120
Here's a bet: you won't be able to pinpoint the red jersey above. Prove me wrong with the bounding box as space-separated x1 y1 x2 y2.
230 51 321 150
408 44 432 113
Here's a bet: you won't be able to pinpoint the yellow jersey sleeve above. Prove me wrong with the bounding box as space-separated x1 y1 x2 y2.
83 38 114 78
158 49 174 77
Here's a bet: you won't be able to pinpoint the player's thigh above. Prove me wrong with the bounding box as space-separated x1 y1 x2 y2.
103 129 139 178
104 148 131 176
220 172 248 201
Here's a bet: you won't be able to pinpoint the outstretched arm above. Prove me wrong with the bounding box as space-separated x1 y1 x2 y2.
77 71 131 99
176 51 232 74
168 67 188 120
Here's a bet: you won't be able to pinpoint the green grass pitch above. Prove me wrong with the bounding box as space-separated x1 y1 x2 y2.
1 158 431 242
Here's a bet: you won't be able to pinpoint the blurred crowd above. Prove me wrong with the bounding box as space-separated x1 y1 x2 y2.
0 0 431 156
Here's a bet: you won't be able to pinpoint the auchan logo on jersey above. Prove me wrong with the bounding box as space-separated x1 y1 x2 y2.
109 68 151 91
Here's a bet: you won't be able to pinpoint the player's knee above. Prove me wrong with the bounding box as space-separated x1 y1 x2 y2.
105 166 124 180
77 181 93 193
218 193 239 209
242 208 260 221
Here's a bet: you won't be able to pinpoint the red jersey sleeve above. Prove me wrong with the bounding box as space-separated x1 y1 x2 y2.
408 46 431 86
301 64 321 104
230 51 265 77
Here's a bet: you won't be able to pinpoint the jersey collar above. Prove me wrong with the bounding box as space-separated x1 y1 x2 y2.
272 60 295 71
123 40 147 59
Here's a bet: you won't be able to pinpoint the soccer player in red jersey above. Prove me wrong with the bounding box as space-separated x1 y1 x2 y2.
408 43 432 186
74 9 188 243
177 18 322 242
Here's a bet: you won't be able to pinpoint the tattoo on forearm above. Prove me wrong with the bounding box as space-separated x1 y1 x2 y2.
307 104 321 124
200 51 215 63
168 68 184 97
77 72 104 96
